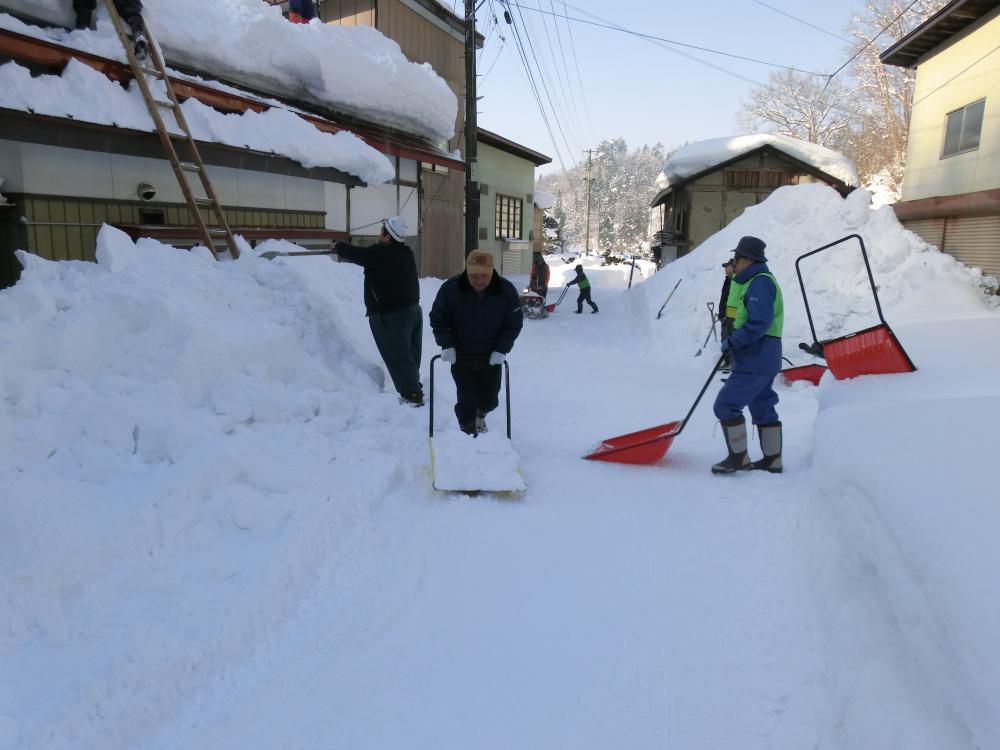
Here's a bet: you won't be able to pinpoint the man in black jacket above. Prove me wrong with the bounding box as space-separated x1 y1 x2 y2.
335 217 424 406
430 250 524 435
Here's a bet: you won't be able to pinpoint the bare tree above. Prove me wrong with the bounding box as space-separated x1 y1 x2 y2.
738 0 946 193
844 0 946 187
738 69 862 149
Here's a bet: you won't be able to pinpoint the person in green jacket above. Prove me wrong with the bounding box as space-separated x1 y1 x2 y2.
565 264 598 314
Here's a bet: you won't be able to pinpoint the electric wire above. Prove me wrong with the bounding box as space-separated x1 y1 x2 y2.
822 0 923 91
749 0 851 42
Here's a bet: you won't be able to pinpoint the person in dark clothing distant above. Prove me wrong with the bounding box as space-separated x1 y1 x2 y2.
430 250 524 435
565 264 598 314
335 216 425 407
288 0 316 23
718 259 736 370
528 252 550 299
74 0 148 59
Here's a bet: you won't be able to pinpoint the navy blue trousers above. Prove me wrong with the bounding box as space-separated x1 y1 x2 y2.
713 371 779 424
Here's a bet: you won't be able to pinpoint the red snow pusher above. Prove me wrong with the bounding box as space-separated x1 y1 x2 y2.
545 286 570 313
796 234 916 380
584 356 725 465
781 363 827 386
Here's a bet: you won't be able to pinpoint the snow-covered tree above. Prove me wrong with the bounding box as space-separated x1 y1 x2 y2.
537 139 665 255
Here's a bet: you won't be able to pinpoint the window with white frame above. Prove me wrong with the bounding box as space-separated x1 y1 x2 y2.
942 99 986 158
495 194 523 239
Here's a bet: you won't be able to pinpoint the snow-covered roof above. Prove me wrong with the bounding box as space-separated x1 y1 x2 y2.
0 58 395 185
534 190 555 210
661 133 859 190
0 0 458 144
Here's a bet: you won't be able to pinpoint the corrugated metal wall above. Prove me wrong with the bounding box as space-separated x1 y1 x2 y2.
903 215 1000 282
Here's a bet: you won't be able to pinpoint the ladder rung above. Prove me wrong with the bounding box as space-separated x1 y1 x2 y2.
154 99 177 109
180 162 201 173
206 228 230 235
195 198 216 206
140 66 164 79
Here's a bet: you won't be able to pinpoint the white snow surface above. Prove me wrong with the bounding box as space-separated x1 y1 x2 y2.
533 189 555 210
2 185 999 750
0 0 458 144
659 133 860 189
0 59 394 184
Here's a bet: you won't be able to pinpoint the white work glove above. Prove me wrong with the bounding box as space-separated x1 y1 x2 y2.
489 351 506 366
440 348 457 364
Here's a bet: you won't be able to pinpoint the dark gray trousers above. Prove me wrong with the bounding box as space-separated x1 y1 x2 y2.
368 304 423 397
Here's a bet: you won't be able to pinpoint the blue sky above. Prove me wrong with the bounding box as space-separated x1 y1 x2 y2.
462 0 866 175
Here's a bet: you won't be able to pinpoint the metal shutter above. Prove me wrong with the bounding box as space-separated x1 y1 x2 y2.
943 215 1000 281
902 218 945 250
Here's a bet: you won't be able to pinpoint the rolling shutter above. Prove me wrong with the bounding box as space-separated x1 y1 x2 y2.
902 218 945 250
943 215 1000 281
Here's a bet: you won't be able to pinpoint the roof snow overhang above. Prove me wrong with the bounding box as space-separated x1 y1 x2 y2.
880 0 1000 68
649 144 852 208
0 27 464 172
0 106 365 186
477 127 552 166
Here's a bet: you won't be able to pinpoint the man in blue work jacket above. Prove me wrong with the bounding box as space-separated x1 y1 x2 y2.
712 236 783 475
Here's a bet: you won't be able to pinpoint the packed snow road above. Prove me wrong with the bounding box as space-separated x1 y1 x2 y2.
148 271 832 749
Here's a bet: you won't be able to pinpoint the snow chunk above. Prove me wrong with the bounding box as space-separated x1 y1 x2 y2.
662 133 859 188
431 432 526 493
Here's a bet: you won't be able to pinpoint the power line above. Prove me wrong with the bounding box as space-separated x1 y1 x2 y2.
532 0 588 153
749 0 851 43
561 0 595 144
496 0 577 184
822 0 922 91
913 41 1000 105
505 1 827 77
503 0 580 168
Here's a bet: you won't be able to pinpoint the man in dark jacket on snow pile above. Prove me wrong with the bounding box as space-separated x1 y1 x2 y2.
335 216 425 407
711 236 784 475
430 250 524 435
73 0 148 59
565 264 598 314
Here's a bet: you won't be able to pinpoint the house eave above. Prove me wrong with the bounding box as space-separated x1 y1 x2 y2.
880 0 1000 68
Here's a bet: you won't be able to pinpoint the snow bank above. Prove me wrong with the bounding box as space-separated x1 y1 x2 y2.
806 318 1000 749
660 133 859 188
633 184 997 363
0 58 394 184
0 0 458 143
0 227 415 749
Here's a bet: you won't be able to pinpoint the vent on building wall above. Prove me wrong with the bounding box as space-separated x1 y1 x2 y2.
526 193 533 204
480 184 489 195
479 227 488 240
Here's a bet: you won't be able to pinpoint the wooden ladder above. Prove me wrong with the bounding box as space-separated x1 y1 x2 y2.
101 0 240 259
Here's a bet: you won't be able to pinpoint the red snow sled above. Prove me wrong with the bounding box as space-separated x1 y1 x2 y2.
584 356 725 465
795 234 916 380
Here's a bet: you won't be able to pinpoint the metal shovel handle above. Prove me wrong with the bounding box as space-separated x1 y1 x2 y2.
429 354 511 439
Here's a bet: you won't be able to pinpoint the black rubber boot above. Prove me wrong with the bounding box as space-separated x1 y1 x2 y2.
751 421 783 473
711 417 751 474
127 16 149 61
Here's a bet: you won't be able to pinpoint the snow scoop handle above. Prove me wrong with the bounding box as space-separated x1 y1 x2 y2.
429 355 512 439
655 278 682 319
674 355 727 437
799 341 824 359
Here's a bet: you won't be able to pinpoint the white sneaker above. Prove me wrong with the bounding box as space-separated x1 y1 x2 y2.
475 411 488 433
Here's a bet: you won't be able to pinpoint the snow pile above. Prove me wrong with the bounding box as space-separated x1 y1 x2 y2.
633 184 996 359
0 227 422 749
0 59 394 184
659 133 860 188
0 0 458 143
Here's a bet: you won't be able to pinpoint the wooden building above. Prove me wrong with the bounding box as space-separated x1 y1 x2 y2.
649 143 854 262
317 0 484 279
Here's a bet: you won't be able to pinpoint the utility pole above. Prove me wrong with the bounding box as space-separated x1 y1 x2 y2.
583 149 593 256
463 0 479 255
